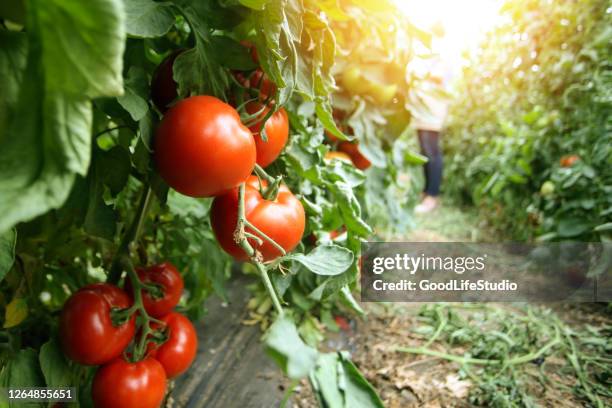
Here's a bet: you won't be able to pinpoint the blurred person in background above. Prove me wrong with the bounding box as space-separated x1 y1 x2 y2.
413 22 452 214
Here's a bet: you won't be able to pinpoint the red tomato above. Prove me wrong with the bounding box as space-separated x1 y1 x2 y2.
150 49 183 112
154 96 256 197
59 284 135 365
210 176 305 261
246 102 289 167
125 262 183 318
560 154 580 167
149 312 197 378
338 142 371 170
92 357 167 408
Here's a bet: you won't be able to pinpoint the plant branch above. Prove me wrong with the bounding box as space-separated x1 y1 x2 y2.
107 185 154 284
234 183 284 315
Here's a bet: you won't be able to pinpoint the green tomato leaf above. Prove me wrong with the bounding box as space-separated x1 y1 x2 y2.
0 348 45 392
0 0 126 234
286 245 353 276
264 315 318 379
125 0 175 38
316 102 347 140
238 0 270 11
117 67 149 121
39 338 72 388
0 228 16 283
309 353 344 407
36 0 125 98
4 297 28 328
339 351 385 408
557 218 591 238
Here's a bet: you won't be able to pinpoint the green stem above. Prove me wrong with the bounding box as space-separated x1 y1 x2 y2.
107 185 153 284
235 183 284 316
123 259 164 361
254 164 276 185
244 220 286 256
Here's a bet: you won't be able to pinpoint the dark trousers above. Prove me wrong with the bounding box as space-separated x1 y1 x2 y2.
418 129 443 196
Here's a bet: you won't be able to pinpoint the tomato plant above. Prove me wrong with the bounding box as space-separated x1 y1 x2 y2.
0 0 430 406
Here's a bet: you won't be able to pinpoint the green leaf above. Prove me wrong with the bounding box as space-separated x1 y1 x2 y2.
265 315 318 379
212 36 258 70
125 0 175 38
4 297 28 328
39 338 72 388
0 0 126 234
117 67 149 121
36 0 125 98
340 286 364 315
310 352 384 408
309 353 343 407
331 182 373 237
0 349 45 397
404 150 428 165
316 102 347 140
339 352 385 408
286 245 353 276
238 0 270 11
0 228 16 282
0 31 27 140
594 222 612 232
557 218 591 238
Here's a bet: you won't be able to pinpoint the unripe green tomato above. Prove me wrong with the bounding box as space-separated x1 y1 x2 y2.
540 181 555 196
369 83 398 104
342 66 371 94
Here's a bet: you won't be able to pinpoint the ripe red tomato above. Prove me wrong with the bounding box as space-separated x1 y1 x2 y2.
59 284 135 365
154 96 256 197
338 142 371 170
246 102 289 167
150 49 183 112
210 175 305 261
92 357 167 408
149 312 197 378
560 154 580 167
125 262 183 318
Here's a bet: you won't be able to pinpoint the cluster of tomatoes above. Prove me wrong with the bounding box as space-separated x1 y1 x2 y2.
151 45 306 262
60 263 196 408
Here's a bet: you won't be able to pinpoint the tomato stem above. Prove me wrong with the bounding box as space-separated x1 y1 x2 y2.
124 259 165 361
254 164 282 201
107 185 154 284
235 183 284 316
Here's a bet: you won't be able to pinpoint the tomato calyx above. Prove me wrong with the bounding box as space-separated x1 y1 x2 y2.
142 282 165 300
110 306 136 327
253 164 283 201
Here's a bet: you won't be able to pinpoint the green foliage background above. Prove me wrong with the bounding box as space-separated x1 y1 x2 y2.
444 0 611 241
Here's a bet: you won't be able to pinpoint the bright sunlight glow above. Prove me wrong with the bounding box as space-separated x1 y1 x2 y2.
394 0 504 74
